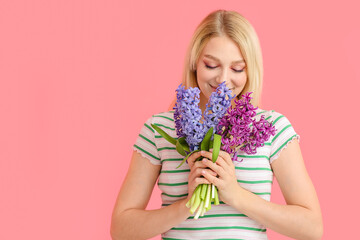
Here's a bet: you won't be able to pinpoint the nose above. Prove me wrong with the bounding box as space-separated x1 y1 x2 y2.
216 68 230 85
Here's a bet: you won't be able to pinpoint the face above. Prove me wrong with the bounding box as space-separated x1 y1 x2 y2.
195 36 247 105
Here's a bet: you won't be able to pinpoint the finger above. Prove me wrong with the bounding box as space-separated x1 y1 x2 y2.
187 151 203 168
201 158 225 177
200 150 215 162
188 177 211 195
193 160 208 169
209 149 233 167
193 176 211 186
201 169 221 186
214 156 231 172
188 165 216 183
199 150 228 170
193 167 217 178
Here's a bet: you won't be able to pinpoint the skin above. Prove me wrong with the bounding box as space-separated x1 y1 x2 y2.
110 36 323 240
195 36 247 113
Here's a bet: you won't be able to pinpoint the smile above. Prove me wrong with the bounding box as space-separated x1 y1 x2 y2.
210 84 234 91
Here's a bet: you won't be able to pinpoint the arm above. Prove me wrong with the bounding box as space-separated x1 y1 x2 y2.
233 139 323 240
110 150 192 240
201 140 323 240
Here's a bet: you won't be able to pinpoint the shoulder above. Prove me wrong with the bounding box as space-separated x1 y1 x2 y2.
257 108 300 163
254 107 273 118
255 108 296 129
142 111 176 139
146 111 175 130
151 110 175 123
141 111 175 128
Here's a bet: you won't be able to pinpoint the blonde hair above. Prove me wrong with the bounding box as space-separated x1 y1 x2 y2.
168 9 264 110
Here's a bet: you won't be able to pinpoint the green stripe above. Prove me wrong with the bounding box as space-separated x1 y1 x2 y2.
235 167 272 171
188 213 247 219
158 147 176 151
158 182 188 186
256 110 267 116
161 169 190 173
161 158 183 163
237 179 272 184
237 155 270 160
254 192 271 195
171 226 266 232
270 134 298 159
272 124 291 143
153 115 174 122
162 192 188 198
153 123 175 131
139 134 156 147
133 145 160 160
144 123 155 133
272 115 284 125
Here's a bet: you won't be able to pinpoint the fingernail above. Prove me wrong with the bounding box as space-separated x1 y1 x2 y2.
201 170 206 174
202 158 207 162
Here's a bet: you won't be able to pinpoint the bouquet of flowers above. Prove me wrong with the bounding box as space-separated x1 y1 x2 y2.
151 82 276 219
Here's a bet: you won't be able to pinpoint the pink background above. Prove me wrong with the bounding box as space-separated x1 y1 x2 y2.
1 0 359 239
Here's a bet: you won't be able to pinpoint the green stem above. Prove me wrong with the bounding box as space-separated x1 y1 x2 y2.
204 184 211 209
211 184 215 199
233 143 246 153
190 186 201 214
194 200 204 219
200 184 207 200
214 186 220 205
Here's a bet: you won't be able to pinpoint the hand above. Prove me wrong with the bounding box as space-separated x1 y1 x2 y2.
184 151 217 202
199 150 241 207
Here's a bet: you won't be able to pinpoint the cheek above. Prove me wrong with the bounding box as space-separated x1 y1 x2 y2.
197 69 216 83
232 75 247 87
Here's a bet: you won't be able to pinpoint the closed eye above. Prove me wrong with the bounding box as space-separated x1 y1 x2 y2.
205 64 217 69
233 68 245 73
205 64 245 73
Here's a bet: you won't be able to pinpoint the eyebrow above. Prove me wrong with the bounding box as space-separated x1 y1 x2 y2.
204 54 245 64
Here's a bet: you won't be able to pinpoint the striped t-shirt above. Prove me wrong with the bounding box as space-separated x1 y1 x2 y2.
133 108 300 240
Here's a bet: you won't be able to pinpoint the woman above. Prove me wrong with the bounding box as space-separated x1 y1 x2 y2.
111 9 323 240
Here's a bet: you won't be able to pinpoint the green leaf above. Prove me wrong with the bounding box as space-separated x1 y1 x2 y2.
151 124 177 145
200 127 213 151
212 134 222 163
209 139 213 150
176 150 200 169
178 137 190 152
176 140 187 156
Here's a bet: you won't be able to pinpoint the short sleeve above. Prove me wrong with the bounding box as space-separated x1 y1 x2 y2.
269 112 300 164
133 116 162 166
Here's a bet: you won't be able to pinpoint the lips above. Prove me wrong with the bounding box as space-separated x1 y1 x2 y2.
210 84 218 91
